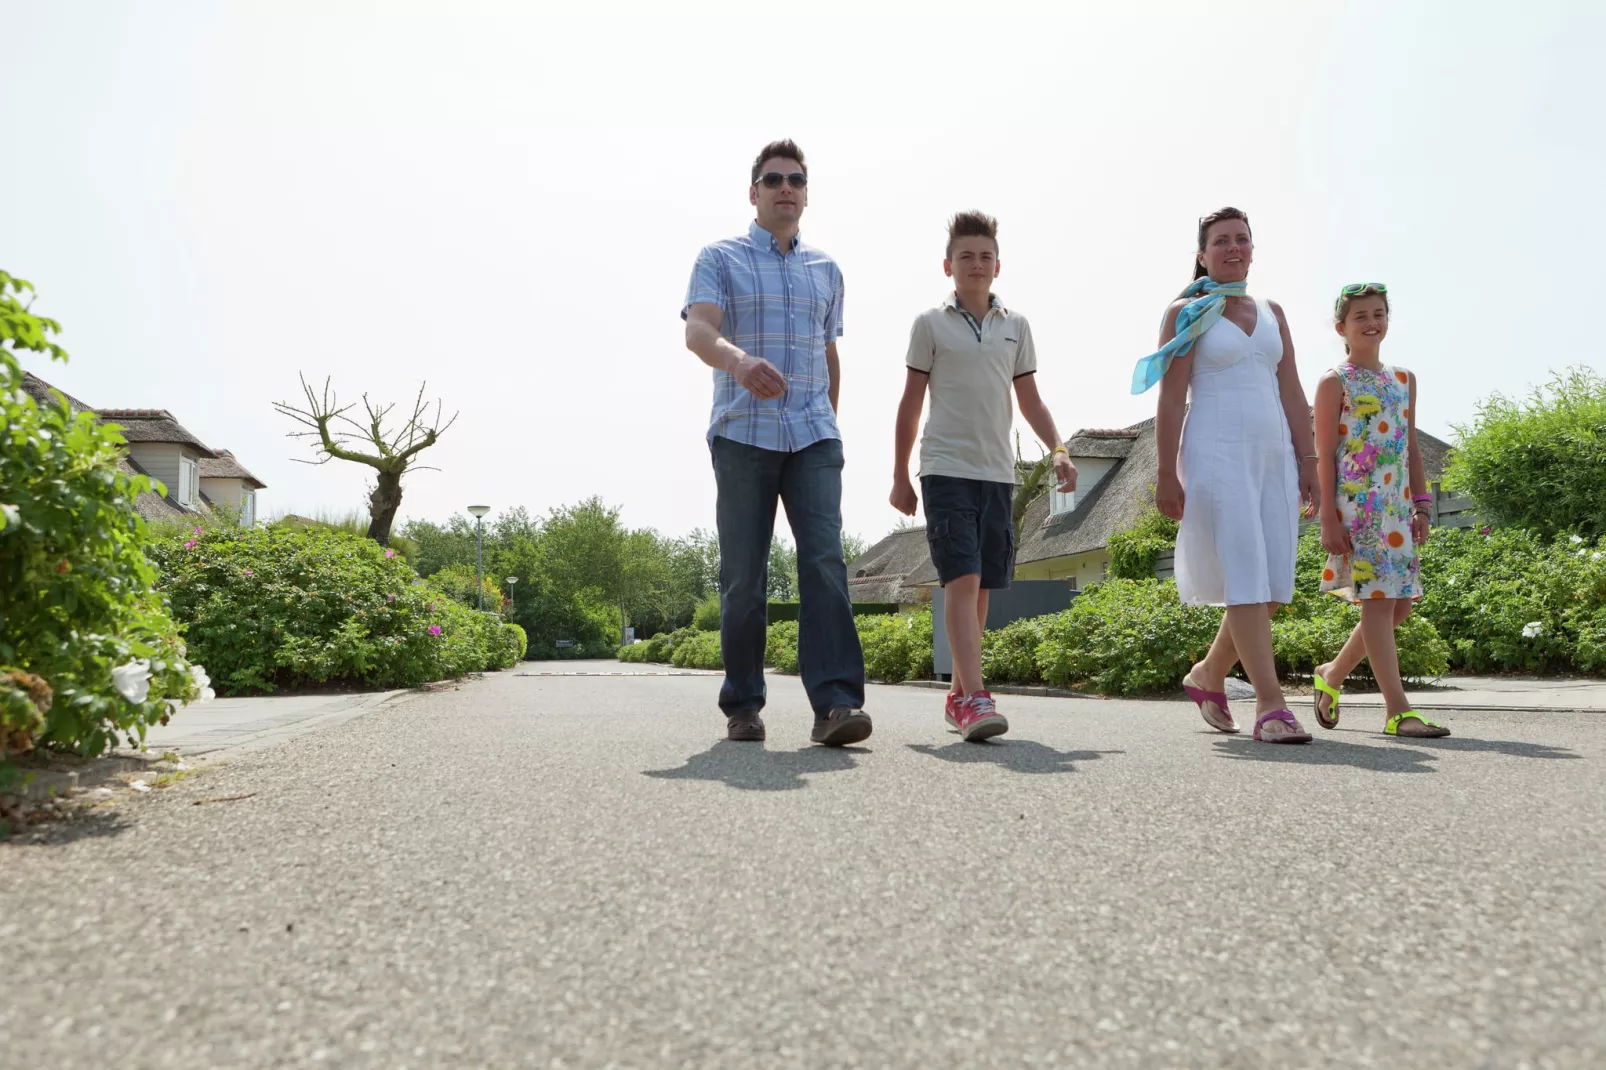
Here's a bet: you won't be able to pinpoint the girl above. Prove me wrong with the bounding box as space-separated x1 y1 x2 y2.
1138 208 1319 743
1310 283 1450 738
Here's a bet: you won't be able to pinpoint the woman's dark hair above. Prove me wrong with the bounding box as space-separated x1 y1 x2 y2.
1188 207 1252 288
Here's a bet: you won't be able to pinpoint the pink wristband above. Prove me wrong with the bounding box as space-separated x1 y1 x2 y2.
1411 494 1432 504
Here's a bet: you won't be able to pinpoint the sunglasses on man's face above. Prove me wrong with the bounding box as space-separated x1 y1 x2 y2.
756 171 808 190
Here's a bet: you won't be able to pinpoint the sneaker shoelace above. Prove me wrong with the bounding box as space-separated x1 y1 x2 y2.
965 693 997 716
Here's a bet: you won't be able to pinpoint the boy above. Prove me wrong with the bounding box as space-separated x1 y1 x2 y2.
890 212 1076 741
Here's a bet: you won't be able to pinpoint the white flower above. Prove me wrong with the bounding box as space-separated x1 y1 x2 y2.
1446 574 1458 587
1521 621 1544 638
111 660 152 704
1593 552 1603 562
189 663 216 702
0 503 19 531
1570 534 1584 545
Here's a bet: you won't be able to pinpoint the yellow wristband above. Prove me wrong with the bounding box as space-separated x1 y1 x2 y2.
1052 446 1069 456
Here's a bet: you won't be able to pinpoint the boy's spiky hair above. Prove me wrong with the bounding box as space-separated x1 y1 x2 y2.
946 211 999 258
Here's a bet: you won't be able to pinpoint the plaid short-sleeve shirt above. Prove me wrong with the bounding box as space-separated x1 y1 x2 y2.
681 221 844 452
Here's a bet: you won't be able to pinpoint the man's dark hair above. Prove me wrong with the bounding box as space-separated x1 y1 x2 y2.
751 139 807 184
947 211 999 259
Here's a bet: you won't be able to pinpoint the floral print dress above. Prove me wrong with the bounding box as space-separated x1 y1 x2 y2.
1320 362 1422 602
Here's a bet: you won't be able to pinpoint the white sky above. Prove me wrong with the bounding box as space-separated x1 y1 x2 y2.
7 0 1602 546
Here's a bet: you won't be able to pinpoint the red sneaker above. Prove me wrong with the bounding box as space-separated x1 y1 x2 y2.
945 690 964 731
955 691 1009 742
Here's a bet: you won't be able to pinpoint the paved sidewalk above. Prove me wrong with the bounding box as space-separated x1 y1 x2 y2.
129 688 416 762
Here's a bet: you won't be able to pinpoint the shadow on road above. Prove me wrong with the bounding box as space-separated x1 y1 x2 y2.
1213 736 1441 773
1214 731 1583 771
908 740 1124 774
643 740 867 792
2 808 133 848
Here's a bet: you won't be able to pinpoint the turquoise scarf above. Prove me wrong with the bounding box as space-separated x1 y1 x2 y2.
1129 277 1249 394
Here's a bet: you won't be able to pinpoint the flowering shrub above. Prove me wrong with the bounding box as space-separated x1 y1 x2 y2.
148 526 522 694
1417 527 1606 673
2 271 203 764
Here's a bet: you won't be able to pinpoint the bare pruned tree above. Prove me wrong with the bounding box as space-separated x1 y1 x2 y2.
274 374 459 545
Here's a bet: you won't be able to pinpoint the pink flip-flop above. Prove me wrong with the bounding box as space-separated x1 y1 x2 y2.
1183 674 1239 734
1253 708 1313 744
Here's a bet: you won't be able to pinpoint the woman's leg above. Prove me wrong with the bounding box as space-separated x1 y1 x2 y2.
1224 603 1288 716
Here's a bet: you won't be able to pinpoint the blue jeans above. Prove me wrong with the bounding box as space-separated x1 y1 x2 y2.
711 436 865 718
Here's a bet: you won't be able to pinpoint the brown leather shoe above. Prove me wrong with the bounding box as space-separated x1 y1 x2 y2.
810 706 872 746
726 712 766 742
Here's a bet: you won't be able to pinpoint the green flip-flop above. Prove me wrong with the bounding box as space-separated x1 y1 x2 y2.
1384 710 1451 738
1312 671 1342 730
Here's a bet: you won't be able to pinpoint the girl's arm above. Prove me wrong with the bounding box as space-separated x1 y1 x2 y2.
1154 300 1191 521
1313 371 1351 556
1406 371 1430 544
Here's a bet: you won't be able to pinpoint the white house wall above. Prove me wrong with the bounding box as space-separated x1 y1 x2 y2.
1014 549 1110 589
200 477 245 508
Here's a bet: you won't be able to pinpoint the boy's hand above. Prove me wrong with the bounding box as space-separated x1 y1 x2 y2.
890 475 918 516
1320 510 1353 556
1052 454 1077 493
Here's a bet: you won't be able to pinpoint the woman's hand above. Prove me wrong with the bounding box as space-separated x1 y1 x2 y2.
1156 472 1185 521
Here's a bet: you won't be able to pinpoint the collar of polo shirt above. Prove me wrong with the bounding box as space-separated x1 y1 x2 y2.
944 291 1005 315
749 220 800 254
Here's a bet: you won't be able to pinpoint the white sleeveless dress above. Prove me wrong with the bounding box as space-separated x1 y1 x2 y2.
1174 297 1300 606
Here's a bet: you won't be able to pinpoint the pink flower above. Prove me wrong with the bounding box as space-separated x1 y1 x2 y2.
184 540 197 549
243 568 253 577
193 527 203 536
384 549 396 559
386 593 396 602
427 625 443 637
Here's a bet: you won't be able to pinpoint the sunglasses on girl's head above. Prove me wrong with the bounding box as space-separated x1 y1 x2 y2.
756 171 808 190
1340 282 1387 296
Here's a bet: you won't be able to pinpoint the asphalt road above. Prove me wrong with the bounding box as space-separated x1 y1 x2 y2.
4 670 1602 1069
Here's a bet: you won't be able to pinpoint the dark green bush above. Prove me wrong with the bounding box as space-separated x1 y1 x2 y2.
767 601 900 622
858 609 934 683
765 620 800 673
148 526 519 694
1417 526 1606 673
670 629 723 670
429 563 504 610
505 622 528 661
2 272 203 761
1032 580 1221 694
982 617 1051 685
1105 506 1180 581
1445 368 1606 539
692 593 721 632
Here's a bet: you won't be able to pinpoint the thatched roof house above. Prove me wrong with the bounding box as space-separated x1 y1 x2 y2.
844 527 933 607
21 372 265 523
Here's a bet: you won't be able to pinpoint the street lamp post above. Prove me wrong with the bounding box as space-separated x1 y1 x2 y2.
505 576 518 616
467 505 490 610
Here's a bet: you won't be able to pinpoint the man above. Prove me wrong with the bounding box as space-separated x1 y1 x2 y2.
682 139 870 746
890 211 1076 741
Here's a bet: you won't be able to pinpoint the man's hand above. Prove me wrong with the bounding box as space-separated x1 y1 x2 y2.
890 475 918 516
1320 510 1353 556
1156 472 1185 521
1052 453 1077 494
733 354 786 400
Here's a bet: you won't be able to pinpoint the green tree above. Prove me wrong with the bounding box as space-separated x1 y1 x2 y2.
1446 367 1606 538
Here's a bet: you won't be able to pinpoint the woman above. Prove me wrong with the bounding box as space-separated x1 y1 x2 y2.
1134 207 1318 743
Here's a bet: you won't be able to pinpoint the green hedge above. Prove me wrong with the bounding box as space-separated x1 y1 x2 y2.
618 610 932 683
1417 527 1606 673
148 527 523 694
766 601 901 623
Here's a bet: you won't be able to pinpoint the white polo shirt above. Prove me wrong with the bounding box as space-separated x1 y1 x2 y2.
906 292 1038 485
